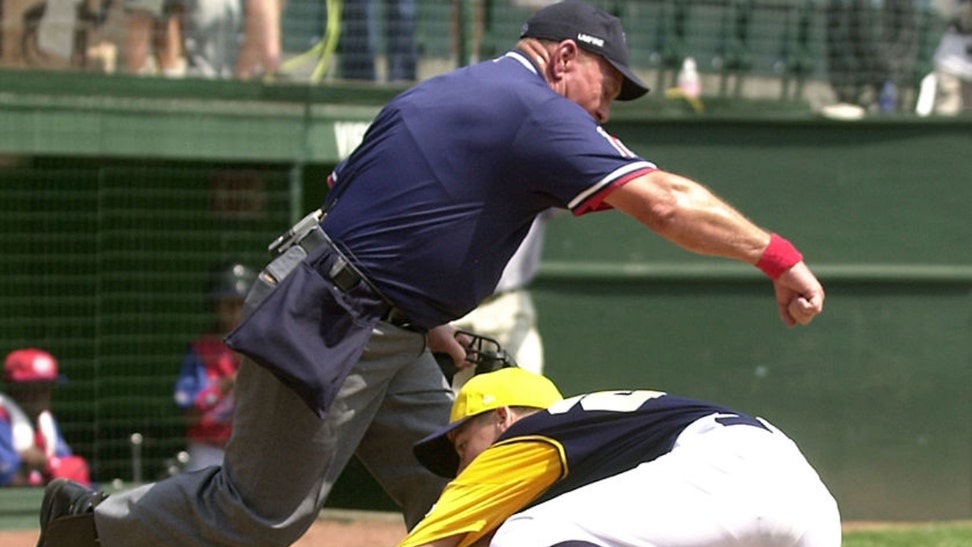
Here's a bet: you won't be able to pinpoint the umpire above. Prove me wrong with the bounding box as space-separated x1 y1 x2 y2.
38 2 825 546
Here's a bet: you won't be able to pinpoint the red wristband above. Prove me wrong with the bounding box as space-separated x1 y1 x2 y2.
756 233 803 279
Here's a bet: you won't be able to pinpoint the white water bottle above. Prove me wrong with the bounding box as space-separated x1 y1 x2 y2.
678 57 701 98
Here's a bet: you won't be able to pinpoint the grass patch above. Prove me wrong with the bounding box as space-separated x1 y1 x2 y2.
843 521 972 547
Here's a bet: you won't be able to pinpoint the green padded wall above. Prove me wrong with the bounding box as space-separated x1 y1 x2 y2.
534 117 972 520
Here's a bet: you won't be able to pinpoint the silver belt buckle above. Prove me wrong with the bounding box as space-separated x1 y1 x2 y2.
328 256 363 292
267 209 324 255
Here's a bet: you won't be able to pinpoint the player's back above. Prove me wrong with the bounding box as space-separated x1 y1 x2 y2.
500 391 763 505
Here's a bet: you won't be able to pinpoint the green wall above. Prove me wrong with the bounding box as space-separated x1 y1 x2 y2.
533 116 972 520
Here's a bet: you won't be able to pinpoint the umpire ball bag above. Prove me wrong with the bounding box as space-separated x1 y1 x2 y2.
224 238 388 417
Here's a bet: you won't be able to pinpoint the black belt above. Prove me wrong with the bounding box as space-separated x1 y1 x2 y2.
295 226 417 330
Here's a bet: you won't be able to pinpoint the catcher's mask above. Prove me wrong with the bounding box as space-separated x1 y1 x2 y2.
434 330 517 383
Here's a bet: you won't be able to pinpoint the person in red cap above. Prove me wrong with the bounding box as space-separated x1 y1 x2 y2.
0 348 91 487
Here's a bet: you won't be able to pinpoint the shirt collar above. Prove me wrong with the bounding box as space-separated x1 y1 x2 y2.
503 49 540 75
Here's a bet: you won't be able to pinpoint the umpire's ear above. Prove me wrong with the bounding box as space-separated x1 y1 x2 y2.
551 39 581 79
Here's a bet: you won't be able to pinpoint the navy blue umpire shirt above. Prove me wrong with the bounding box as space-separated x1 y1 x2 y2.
321 49 657 330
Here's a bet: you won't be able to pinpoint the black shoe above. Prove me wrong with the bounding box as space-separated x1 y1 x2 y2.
36 478 107 547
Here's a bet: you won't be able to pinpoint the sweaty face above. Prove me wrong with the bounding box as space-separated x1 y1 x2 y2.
564 51 623 123
449 411 502 475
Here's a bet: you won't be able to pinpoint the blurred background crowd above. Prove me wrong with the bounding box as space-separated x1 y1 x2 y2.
0 0 970 114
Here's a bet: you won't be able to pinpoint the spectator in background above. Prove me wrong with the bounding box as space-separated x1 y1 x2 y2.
451 0 554 68
124 0 269 79
172 261 255 472
179 0 245 78
932 0 972 114
123 0 185 76
235 0 286 79
450 210 556 388
341 0 418 81
0 348 91 487
824 0 919 113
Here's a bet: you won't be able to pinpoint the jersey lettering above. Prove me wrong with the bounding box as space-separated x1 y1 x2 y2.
547 390 667 415
597 126 636 158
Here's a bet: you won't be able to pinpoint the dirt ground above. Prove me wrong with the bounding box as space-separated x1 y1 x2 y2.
3 518 955 546
0 509 407 547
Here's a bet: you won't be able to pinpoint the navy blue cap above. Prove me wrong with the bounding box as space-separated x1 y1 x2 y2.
520 0 650 101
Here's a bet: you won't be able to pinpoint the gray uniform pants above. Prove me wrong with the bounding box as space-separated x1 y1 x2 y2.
93 323 452 546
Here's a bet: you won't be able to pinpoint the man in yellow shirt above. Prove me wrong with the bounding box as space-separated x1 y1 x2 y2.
401 367 840 547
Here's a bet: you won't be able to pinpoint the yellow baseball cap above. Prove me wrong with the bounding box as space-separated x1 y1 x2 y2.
413 367 563 478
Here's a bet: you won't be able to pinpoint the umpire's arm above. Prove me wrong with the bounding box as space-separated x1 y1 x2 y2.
604 169 825 326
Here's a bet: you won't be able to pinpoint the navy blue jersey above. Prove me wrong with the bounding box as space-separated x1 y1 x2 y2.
497 390 767 507
321 50 656 328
